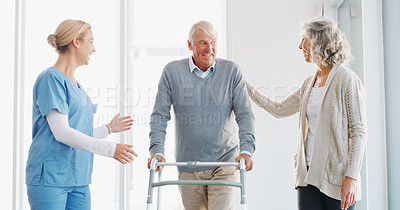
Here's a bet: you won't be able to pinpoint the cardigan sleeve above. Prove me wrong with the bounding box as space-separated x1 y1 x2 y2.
344 75 368 179
245 80 302 118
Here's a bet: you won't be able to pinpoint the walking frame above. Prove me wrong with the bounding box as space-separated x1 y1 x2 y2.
146 158 248 210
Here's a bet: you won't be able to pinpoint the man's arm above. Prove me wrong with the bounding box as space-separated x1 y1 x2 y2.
148 69 172 169
232 67 256 171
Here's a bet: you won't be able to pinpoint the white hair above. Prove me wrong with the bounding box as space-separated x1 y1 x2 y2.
301 17 353 66
188 20 218 43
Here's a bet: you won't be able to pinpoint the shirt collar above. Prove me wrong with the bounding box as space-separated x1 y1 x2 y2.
189 57 216 74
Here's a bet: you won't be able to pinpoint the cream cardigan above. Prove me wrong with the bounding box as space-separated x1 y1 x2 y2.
246 65 367 201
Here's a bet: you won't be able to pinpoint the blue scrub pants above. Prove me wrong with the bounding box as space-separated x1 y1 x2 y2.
27 180 91 210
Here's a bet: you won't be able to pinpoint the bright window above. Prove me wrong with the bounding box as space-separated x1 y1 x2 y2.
0 1 15 209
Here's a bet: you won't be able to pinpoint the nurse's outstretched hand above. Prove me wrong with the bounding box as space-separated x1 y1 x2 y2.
108 113 134 133
114 144 138 164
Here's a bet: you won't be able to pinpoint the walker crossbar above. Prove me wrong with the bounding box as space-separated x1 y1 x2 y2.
158 161 240 168
146 158 248 210
152 180 243 188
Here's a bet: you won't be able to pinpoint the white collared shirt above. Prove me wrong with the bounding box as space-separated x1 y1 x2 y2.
189 57 216 78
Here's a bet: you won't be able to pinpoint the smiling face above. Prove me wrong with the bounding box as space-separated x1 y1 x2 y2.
187 29 217 71
76 28 96 66
299 37 311 63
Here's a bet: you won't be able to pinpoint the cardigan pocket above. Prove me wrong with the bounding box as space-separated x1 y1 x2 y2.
326 145 346 185
326 159 344 185
326 113 347 185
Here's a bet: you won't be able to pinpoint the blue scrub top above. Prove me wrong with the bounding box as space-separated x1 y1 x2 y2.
26 67 94 187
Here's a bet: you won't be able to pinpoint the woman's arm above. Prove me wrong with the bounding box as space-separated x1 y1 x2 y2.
341 74 368 210
93 125 109 139
344 76 368 179
46 110 137 164
245 80 301 118
46 110 116 157
93 113 133 139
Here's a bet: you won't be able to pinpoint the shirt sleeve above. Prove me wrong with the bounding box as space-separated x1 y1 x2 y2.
93 125 109 139
46 109 116 158
240 151 252 157
34 72 69 117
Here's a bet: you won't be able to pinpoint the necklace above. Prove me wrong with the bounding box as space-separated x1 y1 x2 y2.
314 71 329 87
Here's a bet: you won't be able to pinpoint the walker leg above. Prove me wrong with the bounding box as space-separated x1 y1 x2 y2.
147 159 159 210
239 158 247 207
157 171 163 210
241 204 248 210
146 168 155 209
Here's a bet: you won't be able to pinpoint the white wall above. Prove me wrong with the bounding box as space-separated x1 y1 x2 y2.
231 0 322 209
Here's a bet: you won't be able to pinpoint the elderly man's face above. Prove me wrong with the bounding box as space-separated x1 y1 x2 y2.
188 29 217 71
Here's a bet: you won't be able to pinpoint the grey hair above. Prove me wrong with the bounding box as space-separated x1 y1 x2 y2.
188 20 218 44
301 17 353 66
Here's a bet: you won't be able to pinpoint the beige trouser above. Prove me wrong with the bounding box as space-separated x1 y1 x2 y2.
178 166 238 210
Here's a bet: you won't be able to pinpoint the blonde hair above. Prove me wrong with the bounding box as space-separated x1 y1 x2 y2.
188 20 217 44
47 19 91 53
301 17 353 66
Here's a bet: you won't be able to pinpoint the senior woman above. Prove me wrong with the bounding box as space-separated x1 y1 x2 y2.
25 19 138 210
246 17 367 210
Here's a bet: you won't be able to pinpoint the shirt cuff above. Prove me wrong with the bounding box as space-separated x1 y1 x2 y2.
154 153 165 158
93 125 109 139
240 151 252 157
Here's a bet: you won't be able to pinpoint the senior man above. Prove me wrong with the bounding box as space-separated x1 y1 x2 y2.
148 20 255 210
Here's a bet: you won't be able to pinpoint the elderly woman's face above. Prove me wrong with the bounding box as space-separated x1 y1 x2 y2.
299 37 311 63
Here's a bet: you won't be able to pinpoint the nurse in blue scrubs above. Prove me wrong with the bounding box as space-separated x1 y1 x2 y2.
25 19 138 210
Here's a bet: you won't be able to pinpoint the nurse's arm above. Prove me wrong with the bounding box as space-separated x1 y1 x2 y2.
93 113 133 139
46 109 137 163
